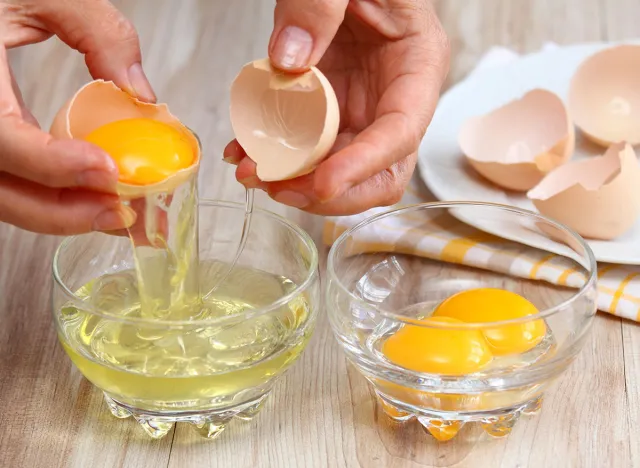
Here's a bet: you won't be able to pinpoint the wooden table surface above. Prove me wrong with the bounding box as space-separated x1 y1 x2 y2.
2 1 639 467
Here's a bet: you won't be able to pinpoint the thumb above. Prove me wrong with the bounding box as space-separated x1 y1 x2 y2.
269 0 349 72
37 0 156 103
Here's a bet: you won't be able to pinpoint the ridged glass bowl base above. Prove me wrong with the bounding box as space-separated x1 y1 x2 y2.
104 393 270 440
376 391 543 441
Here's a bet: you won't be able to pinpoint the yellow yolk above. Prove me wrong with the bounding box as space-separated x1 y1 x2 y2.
382 316 492 375
83 118 194 186
433 288 546 356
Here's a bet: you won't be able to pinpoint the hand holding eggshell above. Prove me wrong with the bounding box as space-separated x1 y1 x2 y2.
0 0 157 235
50 80 200 200
50 80 201 246
229 59 339 182
224 0 450 216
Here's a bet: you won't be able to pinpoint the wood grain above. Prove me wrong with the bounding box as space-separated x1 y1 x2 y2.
1 1 639 467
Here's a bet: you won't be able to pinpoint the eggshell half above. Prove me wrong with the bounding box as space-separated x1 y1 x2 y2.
229 59 339 182
50 80 200 198
527 142 640 240
459 89 574 191
568 45 640 147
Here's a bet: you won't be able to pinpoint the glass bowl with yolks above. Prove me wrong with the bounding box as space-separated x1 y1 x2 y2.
326 202 597 441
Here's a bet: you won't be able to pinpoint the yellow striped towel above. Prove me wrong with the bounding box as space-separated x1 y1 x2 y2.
322 176 640 323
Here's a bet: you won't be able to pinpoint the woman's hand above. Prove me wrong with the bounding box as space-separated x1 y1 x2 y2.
224 0 449 215
0 0 154 235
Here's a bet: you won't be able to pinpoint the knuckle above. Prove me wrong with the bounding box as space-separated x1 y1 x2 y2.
111 15 139 45
429 12 449 46
311 0 346 15
431 22 450 61
379 176 404 207
379 157 415 206
282 0 346 21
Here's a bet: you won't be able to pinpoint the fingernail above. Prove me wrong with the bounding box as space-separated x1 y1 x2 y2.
223 155 242 165
128 63 157 102
239 175 265 189
272 26 313 70
77 169 118 192
93 206 137 232
273 191 310 208
223 141 245 164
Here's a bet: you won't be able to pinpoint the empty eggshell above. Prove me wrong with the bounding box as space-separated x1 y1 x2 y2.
229 58 339 182
459 89 574 191
568 45 640 147
527 142 640 240
50 80 200 198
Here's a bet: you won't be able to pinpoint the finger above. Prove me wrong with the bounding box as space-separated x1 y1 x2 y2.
233 131 354 196
109 197 169 248
314 37 449 201
0 45 38 126
0 173 136 235
36 0 156 102
269 0 349 71
128 197 170 247
274 154 417 215
233 148 416 215
0 45 22 115
223 139 245 165
0 121 120 191
235 157 268 190
0 47 119 192
9 66 39 127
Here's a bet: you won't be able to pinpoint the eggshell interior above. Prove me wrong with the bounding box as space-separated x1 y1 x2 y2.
229 59 339 182
50 80 200 198
568 45 640 147
527 142 640 240
459 89 574 191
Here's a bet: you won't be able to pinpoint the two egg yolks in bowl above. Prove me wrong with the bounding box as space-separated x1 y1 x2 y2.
382 288 547 376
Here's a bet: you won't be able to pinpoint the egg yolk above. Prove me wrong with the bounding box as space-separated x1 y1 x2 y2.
382 316 492 375
83 118 194 186
433 288 546 355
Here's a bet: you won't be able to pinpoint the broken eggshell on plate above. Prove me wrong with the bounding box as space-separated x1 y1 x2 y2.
50 80 200 199
527 142 640 240
229 58 340 182
568 44 640 147
459 89 574 192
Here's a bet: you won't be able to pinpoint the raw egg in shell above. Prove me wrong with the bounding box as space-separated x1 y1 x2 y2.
568 45 640 147
229 58 339 182
50 80 200 199
527 142 640 240
459 89 574 191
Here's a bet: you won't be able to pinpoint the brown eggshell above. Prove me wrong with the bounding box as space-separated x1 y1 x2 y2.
527 142 640 240
459 89 574 191
568 45 640 147
229 58 339 182
50 80 200 198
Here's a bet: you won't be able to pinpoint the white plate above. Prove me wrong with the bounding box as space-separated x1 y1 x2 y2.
417 41 640 265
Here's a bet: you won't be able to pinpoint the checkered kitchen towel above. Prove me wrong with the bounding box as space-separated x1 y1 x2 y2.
322 45 640 323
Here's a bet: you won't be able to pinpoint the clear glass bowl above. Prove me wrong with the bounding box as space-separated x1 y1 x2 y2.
52 200 319 439
326 202 597 441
